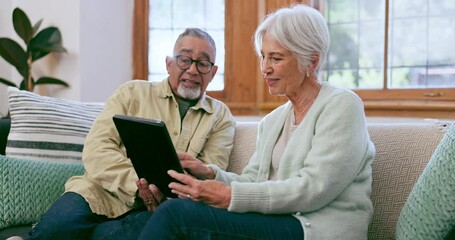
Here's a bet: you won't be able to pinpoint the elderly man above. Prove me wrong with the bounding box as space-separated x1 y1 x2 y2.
26 28 235 240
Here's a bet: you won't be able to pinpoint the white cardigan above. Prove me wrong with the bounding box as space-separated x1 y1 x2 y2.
211 83 375 240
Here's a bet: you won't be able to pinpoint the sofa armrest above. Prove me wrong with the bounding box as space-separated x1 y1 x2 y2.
0 118 11 155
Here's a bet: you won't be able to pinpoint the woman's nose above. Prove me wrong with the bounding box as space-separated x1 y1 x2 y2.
261 59 271 76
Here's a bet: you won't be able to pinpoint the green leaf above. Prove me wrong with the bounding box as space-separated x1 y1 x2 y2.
19 78 30 90
12 8 33 44
0 38 28 71
0 77 18 87
35 77 69 87
29 27 67 61
31 51 49 61
32 19 43 35
14 65 29 80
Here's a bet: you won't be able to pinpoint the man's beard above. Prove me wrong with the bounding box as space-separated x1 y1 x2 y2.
177 83 201 100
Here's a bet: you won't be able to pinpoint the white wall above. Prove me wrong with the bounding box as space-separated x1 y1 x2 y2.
0 0 133 117
79 0 133 101
0 0 14 117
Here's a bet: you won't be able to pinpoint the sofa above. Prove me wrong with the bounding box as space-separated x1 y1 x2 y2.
0 87 454 239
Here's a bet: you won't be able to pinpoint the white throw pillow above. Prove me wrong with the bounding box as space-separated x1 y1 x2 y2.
5 87 104 163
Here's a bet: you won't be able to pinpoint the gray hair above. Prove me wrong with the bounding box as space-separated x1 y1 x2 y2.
253 4 330 75
174 28 217 60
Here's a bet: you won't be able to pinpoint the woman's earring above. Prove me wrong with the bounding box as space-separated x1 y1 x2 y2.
306 71 310 78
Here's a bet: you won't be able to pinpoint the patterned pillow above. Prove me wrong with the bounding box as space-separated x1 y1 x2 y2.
0 155 84 229
396 121 455 239
5 87 104 162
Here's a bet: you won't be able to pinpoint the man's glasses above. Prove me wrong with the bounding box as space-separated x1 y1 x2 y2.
174 55 214 74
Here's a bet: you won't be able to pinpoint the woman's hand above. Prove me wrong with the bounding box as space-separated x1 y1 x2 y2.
168 170 231 209
178 152 215 180
136 178 165 212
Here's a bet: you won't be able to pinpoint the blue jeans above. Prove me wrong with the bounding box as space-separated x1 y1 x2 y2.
27 192 152 240
138 198 304 240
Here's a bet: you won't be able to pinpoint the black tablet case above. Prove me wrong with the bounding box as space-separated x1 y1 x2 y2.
113 114 184 198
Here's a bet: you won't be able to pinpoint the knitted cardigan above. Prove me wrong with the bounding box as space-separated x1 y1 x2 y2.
212 83 376 240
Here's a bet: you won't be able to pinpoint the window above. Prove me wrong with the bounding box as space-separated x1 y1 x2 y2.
135 0 455 117
320 0 455 102
321 0 386 89
148 0 225 91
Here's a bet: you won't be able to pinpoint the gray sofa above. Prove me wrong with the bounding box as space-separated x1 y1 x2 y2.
0 117 454 239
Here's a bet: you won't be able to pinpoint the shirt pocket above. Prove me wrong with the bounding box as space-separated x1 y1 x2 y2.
187 134 208 156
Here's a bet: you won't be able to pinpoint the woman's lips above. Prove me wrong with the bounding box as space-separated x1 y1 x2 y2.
265 77 278 86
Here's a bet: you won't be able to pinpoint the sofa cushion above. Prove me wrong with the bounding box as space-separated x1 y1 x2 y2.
5 87 104 163
396 121 455 239
366 122 448 239
0 155 84 230
227 122 258 174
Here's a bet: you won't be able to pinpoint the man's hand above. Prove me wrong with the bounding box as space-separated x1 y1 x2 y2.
136 178 165 211
178 152 215 180
168 170 231 209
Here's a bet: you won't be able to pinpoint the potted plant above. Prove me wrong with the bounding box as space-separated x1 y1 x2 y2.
0 7 69 92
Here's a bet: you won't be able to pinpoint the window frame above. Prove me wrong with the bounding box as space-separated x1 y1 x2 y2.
133 0 455 118
316 0 455 117
133 0 149 80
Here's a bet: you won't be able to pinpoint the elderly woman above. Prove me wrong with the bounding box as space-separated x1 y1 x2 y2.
138 4 375 240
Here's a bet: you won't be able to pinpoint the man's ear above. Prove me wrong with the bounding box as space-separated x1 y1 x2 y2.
210 65 218 81
165 56 173 73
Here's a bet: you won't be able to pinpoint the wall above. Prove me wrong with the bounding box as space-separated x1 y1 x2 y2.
0 0 13 117
0 0 134 117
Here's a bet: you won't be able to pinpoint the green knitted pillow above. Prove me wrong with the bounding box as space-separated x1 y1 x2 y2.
396 121 455 239
0 155 84 229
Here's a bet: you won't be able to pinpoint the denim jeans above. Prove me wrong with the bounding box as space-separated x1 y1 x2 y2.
138 198 304 240
26 192 152 240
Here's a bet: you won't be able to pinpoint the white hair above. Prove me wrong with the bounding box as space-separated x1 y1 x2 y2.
177 84 201 100
254 4 330 75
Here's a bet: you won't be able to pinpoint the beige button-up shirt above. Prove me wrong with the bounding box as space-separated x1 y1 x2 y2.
65 79 235 218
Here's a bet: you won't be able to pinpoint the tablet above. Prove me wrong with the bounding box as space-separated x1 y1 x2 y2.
113 114 184 198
